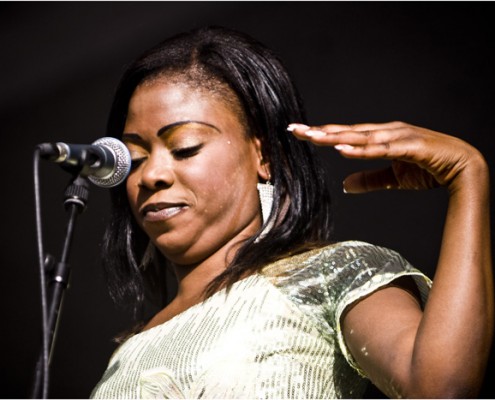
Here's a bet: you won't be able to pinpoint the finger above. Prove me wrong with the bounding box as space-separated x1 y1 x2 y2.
288 121 407 136
316 121 406 134
289 121 405 133
325 127 408 148
288 123 411 149
343 166 400 194
335 142 398 160
287 123 313 141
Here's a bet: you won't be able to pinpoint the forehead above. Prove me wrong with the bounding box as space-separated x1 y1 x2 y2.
128 80 224 118
139 71 241 109
131 75 242 115
125 79 248 139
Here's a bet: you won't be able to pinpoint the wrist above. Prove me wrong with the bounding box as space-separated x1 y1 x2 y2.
447 150 490 197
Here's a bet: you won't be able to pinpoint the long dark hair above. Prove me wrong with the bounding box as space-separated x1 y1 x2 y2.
102 26 334 316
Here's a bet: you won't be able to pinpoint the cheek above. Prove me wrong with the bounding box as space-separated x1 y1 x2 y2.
198 150 258 208
201 150 247 188
125 174 141 219
189 144 231 178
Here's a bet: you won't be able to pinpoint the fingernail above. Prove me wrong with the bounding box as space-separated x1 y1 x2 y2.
287 123 310 132
335 144 354 150
305 130 326 138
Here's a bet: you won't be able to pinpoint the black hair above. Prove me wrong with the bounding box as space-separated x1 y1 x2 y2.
101 26 334 316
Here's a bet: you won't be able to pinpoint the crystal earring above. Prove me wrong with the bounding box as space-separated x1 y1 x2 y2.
256 177 274 241
257 181 274 225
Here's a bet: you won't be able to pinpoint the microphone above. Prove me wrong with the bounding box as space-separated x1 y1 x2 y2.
37 137 131 188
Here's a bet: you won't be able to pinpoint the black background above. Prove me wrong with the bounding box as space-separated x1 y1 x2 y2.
1 2 494 398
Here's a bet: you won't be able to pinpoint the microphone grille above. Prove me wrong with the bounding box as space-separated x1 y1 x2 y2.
88 137 131 188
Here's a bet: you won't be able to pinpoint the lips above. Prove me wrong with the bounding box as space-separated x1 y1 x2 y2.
140 202 188 222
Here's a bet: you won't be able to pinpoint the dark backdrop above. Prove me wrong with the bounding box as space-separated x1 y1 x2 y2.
1 2 494 398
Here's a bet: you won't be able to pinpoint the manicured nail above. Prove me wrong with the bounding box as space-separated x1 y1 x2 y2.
305 130 326 138
335 144 354 150
287 123 310 132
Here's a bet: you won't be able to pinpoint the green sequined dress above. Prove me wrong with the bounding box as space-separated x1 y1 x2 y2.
91 241 431 399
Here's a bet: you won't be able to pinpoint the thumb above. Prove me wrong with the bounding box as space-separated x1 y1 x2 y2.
343 166 400 194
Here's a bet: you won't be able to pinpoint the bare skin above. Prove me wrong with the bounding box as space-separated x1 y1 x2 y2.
289 121 493 398
122 77 492 397
123 80 268 330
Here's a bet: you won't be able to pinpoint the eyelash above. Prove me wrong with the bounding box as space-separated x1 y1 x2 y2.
129 144 204 170
171 144 203 159
129 158 145 170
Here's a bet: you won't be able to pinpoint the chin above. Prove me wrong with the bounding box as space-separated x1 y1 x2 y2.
154 240 209 266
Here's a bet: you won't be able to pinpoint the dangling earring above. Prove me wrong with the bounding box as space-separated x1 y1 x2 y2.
257 181 274 226
256 161 274 239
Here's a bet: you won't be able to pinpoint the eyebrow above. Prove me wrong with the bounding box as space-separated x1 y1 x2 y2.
122 120 220 141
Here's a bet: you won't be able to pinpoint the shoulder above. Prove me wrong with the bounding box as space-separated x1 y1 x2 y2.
261 240 431 307
260 241 431 376
262 240 414 279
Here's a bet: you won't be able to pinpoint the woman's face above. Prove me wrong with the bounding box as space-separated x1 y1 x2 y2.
123 79 266 266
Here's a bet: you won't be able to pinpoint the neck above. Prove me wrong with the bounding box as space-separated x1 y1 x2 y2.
172 259 222 303
171 235 249 302
141 229 258 332
164 215 263 307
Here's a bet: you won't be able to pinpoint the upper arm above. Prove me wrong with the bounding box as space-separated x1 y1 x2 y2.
342 276 423 398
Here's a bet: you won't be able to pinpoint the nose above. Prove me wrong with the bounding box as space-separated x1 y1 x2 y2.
138 150 175 190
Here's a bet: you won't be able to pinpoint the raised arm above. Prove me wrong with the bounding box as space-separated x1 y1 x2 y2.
290 121 493 398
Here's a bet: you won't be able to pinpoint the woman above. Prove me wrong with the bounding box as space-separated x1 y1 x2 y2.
91 26 493 398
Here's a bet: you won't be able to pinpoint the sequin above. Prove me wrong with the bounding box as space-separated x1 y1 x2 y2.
91 241 431 399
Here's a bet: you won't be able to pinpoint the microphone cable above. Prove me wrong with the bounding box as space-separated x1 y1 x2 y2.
33 147 50 399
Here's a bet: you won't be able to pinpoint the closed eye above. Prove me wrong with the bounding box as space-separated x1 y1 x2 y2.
172 144 203 160
130 157 146 170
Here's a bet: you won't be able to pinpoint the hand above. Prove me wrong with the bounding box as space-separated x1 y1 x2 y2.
288 121 486 194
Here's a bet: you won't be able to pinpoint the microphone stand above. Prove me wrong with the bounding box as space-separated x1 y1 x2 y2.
31 174 90 399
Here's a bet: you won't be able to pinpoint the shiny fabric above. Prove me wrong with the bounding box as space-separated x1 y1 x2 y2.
91 241 431 399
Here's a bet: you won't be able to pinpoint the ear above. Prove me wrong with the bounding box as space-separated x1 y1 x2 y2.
252 137 271 181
